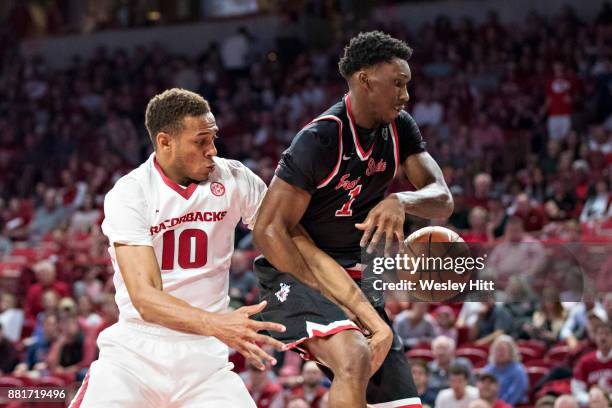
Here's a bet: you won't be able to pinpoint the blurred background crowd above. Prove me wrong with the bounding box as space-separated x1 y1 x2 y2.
0 0 611 407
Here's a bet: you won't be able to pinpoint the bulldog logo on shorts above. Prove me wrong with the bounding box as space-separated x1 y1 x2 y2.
210 182 225 196
275 283 291 303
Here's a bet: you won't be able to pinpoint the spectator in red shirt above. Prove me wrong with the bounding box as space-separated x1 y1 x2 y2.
25 260 70 320
467 173 493 209
289 361 327 408
463 206 490 243
572 321 612 405
511 193 546 232
544 61 578 141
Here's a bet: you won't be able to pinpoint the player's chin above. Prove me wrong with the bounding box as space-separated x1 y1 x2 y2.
386 108 402 122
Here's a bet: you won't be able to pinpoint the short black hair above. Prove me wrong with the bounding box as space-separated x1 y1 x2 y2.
145 88 210 148
449 363 470 379
338 31 413 78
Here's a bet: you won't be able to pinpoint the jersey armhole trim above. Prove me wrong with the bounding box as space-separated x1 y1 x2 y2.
312 115 343 189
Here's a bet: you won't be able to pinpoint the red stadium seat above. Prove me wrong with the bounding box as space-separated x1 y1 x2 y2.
31 376 67 387
526 366 549 389
524 359 554 369
406 348 434 362
456 347 489 367
519 346 542 362
0 376 24 387
517 339 546 354
546 345 571 363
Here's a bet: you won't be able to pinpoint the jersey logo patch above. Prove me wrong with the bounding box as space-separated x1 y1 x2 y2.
210 182 225 196
275 283 291 303
342 154 352 160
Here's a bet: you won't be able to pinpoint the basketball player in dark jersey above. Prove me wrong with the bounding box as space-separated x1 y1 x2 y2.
253 31 453 407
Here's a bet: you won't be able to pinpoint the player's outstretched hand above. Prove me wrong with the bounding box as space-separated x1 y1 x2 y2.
206 300 286 371
366 323 393 377
355 194 405 257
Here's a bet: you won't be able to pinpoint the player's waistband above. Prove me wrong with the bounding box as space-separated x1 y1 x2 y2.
345 263 365 279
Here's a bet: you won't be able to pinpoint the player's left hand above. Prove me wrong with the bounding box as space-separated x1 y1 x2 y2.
366 323 393 377
355 193 405 257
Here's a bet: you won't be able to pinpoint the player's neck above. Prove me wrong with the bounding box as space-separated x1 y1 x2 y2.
347 91 381 129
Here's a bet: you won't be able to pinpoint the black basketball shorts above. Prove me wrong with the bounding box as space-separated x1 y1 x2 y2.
254 256 422 407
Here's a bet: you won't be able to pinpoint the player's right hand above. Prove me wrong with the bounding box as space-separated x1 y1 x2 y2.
205 300 287 371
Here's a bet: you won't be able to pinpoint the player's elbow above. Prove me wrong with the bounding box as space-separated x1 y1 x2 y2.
436 189 454 218
132 293 155 323
253 220 283 252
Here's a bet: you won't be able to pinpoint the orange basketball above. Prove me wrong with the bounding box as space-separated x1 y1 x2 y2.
397 226 472 302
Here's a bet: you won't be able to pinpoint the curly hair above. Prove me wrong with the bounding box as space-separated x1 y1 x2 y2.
338 31 413 78
145 88 210 147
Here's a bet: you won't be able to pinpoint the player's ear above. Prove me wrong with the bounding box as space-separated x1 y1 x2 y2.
357 71 370 90
156 132 173 151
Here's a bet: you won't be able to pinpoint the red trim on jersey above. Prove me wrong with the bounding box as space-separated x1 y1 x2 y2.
70 370 90 408
153 157 198 200
390 121 400 177
346 268 363 279
345 94 375 161
284 324 360 351
312 115 344 189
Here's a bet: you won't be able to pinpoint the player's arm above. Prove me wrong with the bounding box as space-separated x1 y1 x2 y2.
253 177 392 374
115 243 286 370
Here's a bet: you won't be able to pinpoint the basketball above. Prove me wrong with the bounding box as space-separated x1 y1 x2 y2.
397 226 472 302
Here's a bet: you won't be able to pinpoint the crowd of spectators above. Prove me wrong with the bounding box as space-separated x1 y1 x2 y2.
0 1 611 407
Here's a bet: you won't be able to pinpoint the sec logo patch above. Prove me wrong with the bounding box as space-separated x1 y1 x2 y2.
211 182 225 196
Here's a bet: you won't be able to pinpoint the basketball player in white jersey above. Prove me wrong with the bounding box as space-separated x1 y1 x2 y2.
69 88 288 407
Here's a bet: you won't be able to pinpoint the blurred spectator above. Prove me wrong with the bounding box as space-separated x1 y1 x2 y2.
467 173 492 209
476 373 512 408
553 394 579 408
572 321 612 405
434 363 478 408
32 290 59 341
471 113 505 159
229 250 257 305
394 302 436 349
29 188 74 237
0 323 19 374
432 305 458 343
486 216 547 287
244 363 283 408
25 261 70 320
462 206 490 243
24 312 58 371
536 395 557 408
522 288 567 345
510 193 547 232
0 292 24 342
472 297 513 345
410 359 437 407
412 86 444 127
73 267 104 304
68 194 102 233
428 335 475 394
46 315 92 381
448 186 470 230
288 361 327 407
220 27 253 76
482 335 528 406
287 398 310 408
580 180 610 222
544 61 578 141
587 386 610 408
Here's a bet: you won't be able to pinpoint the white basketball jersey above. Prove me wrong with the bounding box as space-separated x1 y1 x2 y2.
101 154 266 334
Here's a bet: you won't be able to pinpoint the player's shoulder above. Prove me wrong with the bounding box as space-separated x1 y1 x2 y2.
292 118 340 150
211 157 260 183
396 110 418 127
105 158 152 202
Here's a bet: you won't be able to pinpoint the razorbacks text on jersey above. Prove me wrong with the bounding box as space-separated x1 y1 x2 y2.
101 153 266 334
276 94 426 265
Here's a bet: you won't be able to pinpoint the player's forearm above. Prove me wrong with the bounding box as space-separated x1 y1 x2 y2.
390 184 453 219
290 226 386 331
132 286 214 336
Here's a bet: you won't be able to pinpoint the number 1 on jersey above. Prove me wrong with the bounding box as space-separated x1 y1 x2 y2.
161 229 208 270
335 185 362 217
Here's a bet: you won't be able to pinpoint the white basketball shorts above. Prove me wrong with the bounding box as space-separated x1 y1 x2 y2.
68 320 255 408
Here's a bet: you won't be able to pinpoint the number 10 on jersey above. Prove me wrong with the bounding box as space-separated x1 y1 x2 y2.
161 229 208 270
